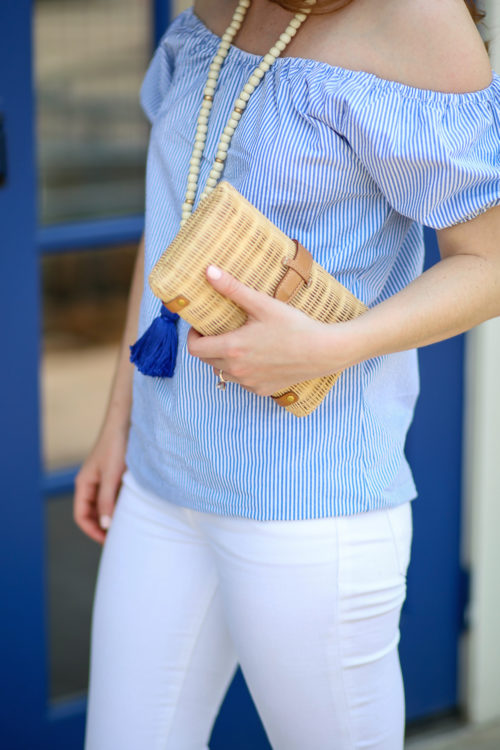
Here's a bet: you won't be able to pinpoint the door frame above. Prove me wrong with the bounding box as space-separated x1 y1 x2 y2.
0 1 471 747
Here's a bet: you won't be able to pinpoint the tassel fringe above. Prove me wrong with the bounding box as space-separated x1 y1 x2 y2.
129 305 180 377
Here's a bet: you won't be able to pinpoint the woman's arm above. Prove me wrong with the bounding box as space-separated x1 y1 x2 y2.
185 205 500 396
73 232 145 544
326 204 500 371
101 233 144 432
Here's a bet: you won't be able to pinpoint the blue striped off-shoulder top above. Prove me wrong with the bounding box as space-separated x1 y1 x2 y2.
124 5 500 520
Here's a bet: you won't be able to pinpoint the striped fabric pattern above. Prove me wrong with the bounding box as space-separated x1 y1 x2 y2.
125 6 500 520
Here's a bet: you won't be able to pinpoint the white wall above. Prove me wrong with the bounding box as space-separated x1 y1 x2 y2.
460 0 500 724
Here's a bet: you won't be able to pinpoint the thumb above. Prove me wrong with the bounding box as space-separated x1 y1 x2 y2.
206 265 271 319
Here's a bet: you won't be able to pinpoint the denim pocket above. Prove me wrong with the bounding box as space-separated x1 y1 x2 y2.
384 502 413 577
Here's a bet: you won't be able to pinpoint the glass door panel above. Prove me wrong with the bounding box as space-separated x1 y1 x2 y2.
46 492 102 701
34 0 151 713
34 0 152 225
41 244 136 471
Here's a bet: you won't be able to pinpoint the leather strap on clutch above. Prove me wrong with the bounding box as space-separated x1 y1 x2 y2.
268 240 315 408
274 240 313 303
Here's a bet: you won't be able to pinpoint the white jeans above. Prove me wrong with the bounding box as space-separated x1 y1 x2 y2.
84 468 413 750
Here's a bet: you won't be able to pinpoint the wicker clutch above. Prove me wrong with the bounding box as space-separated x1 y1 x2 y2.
149 181 367 417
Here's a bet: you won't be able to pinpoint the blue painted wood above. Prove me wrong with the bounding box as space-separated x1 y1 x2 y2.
41 466 79 498
0 2 158 748
0 113 7 185
38 215 144 254
46 696 88 750
153 0 173 46
400 227 465 719
0 1 49 748
211 670 271 749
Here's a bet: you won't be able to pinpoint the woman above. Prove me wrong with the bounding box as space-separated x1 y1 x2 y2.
78 1 500 748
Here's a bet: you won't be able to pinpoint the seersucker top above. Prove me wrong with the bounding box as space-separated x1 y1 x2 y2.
125 5 500 520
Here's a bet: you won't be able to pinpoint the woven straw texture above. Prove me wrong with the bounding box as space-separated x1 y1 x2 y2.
149 181 367 416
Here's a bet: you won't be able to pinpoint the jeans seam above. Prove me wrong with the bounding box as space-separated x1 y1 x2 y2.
160 566 220 749
385 504 412 578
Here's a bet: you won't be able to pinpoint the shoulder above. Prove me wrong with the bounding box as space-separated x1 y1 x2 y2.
368 0 492 92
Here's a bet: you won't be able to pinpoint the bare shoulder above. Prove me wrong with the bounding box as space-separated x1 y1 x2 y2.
191 0 492 93
370 0 492 92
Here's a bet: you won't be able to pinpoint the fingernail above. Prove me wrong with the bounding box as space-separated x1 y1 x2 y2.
207 265 222 280
99 514 112 530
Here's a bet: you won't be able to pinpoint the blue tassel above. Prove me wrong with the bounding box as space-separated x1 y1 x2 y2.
129 304 180 377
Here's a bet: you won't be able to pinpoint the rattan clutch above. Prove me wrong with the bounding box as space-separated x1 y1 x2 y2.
149 181 367 417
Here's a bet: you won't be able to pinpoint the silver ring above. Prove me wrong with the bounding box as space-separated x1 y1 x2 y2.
216 369 227 390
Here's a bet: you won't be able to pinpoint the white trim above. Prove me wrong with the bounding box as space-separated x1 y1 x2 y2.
485 0 500 66
460 0 500 723
461 320 500 722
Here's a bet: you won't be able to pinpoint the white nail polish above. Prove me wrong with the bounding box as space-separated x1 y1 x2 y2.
99 514 112 529
207 265 222 280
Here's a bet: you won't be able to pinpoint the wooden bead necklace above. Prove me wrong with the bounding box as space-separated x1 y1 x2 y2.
180 0 317 227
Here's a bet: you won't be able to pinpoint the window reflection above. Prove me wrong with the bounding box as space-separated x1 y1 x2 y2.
46 493 101 701
34 0 152 224
41 244 136 470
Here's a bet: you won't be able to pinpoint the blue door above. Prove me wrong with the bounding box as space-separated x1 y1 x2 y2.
0 3 465 747
401 228 466 721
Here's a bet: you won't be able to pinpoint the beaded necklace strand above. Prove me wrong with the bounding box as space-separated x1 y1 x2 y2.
180 0 317 227
129 1 317 379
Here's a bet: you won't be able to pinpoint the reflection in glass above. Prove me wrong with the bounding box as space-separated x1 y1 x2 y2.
46 493 102 701
34 0 152 224
41 244 137 470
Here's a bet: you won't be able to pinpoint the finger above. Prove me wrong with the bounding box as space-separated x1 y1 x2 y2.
186 326 207 355
211 365 234 381
187 326 241 360
78 500 107 544
73 475 107 544
209 360 227 371
205 265 271 319
196 356 226 370
96 473 121 532
187 327 203 344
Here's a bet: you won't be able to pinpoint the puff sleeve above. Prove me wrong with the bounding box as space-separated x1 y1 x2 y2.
139 33 176 125
324 70 500 229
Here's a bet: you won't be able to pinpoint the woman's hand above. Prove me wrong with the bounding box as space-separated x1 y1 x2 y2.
73 418 128 544
186 264 354 395
72 232 142 543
